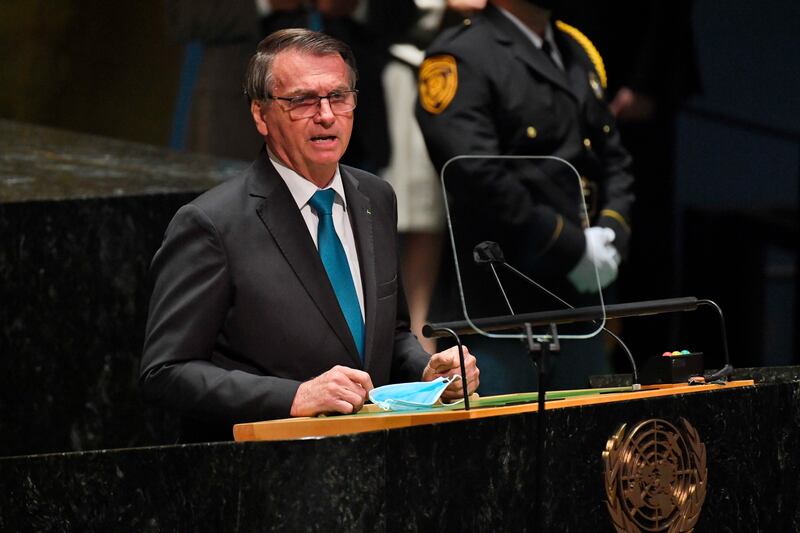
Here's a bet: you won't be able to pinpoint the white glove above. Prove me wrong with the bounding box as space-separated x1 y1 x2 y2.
567 227 621 293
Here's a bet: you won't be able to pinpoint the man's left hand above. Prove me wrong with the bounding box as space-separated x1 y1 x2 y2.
422 346 480 401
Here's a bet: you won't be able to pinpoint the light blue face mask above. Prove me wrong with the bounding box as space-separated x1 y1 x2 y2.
368 376 461 412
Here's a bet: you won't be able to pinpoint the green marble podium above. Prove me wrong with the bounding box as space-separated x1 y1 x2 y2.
1 372 798 531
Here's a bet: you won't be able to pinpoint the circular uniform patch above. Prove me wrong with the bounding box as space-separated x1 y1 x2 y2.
418 55 458 115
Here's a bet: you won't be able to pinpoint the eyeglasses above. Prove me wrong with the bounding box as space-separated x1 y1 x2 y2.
267 90 358 119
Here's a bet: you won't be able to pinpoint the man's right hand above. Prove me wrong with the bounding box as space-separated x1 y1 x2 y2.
290 365 374 417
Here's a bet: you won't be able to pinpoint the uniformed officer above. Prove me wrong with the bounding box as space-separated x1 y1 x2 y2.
415 0 635 394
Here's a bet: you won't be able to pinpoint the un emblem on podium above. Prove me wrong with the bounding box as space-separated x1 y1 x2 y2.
603 418 707 532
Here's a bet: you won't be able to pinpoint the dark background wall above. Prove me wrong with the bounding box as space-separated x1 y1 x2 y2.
0 0 181 146
675 1 799 366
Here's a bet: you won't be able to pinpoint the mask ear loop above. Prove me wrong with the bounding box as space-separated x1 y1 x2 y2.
440 375 466 406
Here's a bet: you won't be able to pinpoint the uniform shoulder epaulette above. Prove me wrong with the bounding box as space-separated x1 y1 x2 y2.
434 15 477 45
555 20 607 89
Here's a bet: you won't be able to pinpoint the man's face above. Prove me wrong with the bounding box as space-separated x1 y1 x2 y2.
252 50 354 187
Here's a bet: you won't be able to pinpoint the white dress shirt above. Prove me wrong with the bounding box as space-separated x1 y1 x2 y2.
268 152 365 321
497 7 564 70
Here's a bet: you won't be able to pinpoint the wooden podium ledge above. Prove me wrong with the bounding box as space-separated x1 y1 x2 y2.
233 380 754 442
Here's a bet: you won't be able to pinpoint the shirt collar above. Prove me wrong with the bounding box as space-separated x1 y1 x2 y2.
267 149 347 211
497 6 557 51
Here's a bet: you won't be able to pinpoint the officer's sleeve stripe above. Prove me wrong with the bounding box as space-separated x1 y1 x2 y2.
538 214 565 258
600 209 630 234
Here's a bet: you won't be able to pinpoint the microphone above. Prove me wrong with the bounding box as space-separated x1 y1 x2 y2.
695 299 734 383
473 241 506 264
468 241 640 386
473 241 518 317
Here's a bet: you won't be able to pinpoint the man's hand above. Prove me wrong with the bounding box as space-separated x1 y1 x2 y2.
290 365 374 417
422 346 480 401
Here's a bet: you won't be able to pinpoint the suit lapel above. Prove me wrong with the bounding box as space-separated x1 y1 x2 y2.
341 168 377 370
251 155 361 366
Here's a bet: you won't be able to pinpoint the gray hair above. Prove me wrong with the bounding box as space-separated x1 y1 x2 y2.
243 28 358 102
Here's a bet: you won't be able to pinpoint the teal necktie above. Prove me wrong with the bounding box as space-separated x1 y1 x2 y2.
309 189 365 360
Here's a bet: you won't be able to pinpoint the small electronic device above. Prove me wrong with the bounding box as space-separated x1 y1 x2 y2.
640 350 704 385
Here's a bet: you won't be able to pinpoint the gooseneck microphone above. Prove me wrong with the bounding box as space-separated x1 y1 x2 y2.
696 299 734 382
471 241 640 386
473 241 516 314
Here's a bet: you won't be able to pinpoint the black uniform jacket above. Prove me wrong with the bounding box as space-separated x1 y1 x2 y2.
416 5 634 319
140 150 428 438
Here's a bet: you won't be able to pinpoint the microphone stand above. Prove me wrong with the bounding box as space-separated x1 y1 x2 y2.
424 319 557 529
524 321 559 532
486 249 560 531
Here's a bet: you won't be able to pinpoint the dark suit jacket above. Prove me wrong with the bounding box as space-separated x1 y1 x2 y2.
416 5 635 320
140 152 429 439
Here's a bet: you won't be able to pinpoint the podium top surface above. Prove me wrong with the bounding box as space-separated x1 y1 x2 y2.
234 380 755 443
0 119 247 204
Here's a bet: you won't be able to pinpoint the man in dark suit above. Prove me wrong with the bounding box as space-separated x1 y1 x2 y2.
415 0 634 394
141 29 479 441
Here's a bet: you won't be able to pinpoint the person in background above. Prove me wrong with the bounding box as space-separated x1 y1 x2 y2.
554 0 701 362
416 0 634 395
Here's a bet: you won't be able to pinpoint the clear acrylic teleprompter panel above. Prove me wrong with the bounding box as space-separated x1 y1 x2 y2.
440 155 606 340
